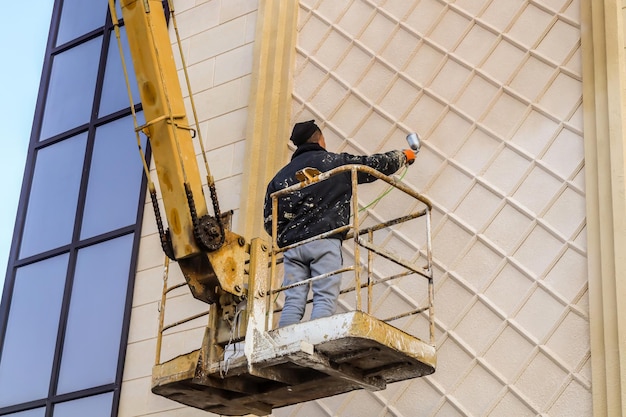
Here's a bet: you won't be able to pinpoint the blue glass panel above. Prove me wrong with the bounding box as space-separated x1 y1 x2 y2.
20 134 87 258
80 114 146 239
40 37 102 140
0 255 68 407
99 26 141 117
53 392 113 417
5 408 45 417
56 235 133 394
56 0 106 46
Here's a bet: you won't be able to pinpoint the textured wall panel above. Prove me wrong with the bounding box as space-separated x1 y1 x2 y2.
285 0 590 416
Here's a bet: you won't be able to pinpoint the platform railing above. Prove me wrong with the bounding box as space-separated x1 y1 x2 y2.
154 256 211 366
153 164 435 368
268 164 435 345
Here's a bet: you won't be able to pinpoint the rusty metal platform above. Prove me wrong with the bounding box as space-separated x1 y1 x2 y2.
151 167 437 415
152 311 436 416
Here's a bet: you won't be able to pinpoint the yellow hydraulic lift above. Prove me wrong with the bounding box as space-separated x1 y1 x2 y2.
112 1 436 415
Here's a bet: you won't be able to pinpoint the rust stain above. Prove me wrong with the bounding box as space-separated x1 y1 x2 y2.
225 256 237 273
142 80 156 105
170 208 181 234
161 171 173 191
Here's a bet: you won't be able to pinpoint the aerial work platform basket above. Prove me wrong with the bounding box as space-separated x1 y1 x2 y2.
151 165 436 416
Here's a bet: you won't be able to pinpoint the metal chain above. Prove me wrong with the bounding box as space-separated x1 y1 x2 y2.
108 0 174 257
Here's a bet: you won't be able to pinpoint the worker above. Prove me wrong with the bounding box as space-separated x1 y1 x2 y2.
263 120 417 327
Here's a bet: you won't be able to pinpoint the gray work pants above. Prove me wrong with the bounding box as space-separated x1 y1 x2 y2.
278 238 343 327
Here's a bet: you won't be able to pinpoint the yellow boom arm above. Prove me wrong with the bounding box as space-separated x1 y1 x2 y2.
118 0 246 303
122 0 205 259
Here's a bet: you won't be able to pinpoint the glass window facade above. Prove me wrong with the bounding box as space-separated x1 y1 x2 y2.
20 134 87 258
0 1 148 416
99 27 140 117
5 409 45 417
0 255 68 406
56 0 107 46
40 37 102 140
53 392 113 417
56 236 133 394
80 115 146 239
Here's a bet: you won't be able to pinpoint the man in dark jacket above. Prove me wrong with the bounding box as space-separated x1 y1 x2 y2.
264 120 416 327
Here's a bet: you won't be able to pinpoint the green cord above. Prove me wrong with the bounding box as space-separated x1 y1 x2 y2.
358 165 409 213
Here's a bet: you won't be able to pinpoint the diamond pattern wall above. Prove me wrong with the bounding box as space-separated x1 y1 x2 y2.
284 0 590 416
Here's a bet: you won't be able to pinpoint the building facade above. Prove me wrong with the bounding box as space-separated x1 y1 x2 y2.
1 0 625 416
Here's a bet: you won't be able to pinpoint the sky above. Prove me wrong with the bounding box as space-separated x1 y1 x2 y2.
0 1 55 293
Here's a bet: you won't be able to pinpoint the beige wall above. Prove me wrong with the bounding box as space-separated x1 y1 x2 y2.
120 0 626 416
284 1 590 416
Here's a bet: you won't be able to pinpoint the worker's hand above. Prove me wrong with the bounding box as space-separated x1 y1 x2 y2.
403 149 416 165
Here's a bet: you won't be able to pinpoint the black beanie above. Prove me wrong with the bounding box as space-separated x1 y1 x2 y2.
290 120 320 146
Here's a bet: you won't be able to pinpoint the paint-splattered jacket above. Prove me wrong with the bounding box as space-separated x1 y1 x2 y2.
263 143 407 248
